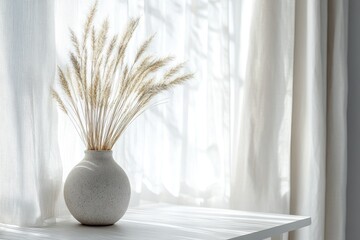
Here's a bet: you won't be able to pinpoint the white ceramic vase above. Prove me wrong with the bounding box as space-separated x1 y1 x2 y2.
64 150 131 226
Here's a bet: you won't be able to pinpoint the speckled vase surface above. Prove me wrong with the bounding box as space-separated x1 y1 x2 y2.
64 150 131 226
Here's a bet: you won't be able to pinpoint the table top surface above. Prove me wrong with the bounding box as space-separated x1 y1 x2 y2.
0 204 311 240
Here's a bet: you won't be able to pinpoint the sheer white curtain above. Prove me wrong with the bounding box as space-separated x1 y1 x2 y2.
0 0 62 226
0 0 348 239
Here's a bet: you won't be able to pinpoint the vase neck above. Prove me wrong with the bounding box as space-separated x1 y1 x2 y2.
84 150 113 161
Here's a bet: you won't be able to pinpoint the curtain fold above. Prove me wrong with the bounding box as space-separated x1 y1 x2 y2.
230 0 295 215
0 1 348 240
289 0 328 239
0 0 62 226
324 0 348 239
290 0 348 239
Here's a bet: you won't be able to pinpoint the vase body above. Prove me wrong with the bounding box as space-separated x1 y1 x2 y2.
64 150 131 225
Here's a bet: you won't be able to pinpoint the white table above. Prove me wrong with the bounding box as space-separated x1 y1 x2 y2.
0 204 311 240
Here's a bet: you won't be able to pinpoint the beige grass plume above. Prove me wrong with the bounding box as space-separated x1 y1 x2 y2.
51 2 193 150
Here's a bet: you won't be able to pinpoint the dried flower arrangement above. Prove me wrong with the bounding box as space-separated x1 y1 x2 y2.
51 2 193 150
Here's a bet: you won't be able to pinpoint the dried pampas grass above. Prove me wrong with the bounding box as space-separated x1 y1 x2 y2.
52 2 193 150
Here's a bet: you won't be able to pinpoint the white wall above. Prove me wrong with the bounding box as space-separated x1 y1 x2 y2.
346 0 360 239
